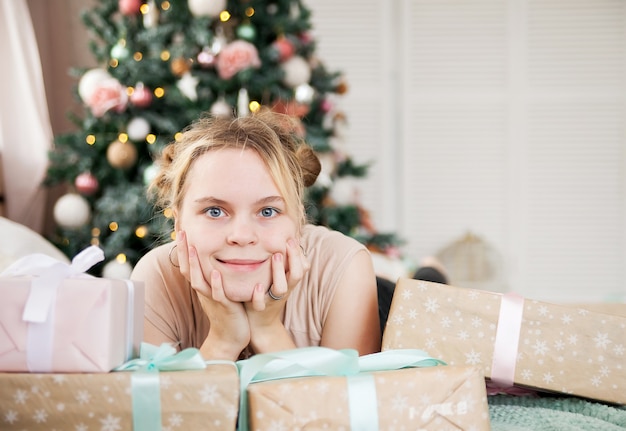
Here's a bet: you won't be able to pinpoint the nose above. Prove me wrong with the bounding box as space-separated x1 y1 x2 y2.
226 215 258 245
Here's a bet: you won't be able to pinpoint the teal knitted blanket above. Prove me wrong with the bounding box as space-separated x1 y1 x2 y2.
489 395 626 431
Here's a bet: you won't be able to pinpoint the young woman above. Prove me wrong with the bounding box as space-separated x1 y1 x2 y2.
131 110 381 361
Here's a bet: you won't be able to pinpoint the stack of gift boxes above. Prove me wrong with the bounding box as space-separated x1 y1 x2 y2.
1 248 624 430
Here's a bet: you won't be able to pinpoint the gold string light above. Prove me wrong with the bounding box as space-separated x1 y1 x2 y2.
86 135 96 145
220 10 231 21
146 134 157 144
116 253 127 263
249 101 261 112
91 227 100 246
135 225 148 238
109 222 119 232
154 87 165 98
133 52 143 61
161 50 171 61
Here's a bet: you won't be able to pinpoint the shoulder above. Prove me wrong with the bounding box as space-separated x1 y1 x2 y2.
131 242 184 288
132 242 172 275
301 224 367 256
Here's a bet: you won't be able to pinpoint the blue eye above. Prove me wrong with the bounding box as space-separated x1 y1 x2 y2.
260 207 279 218
205 207 224 218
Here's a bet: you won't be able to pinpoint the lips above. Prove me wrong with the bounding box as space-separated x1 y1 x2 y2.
216 258 268 272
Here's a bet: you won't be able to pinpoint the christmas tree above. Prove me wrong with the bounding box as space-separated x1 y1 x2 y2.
46 0 402 277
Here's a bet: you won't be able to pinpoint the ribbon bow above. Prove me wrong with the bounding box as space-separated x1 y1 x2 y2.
116 342 207 372
115 342 212 431
1 245 105 372
1 245 104 323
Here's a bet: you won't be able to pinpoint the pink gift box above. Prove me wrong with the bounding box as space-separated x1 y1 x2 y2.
0 275 144 373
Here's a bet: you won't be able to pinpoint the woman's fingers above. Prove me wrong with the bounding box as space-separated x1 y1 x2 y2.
251 283 267 311
187 244 211 297
270 252 288 298
209 268 228 303
176 230 190 279
286 238 309 285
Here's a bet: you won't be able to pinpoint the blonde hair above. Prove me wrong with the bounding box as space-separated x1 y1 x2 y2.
151 110 321 229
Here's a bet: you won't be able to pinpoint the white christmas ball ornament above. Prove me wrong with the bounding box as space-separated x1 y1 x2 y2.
102 259 133 279
127 117 151 141
78 68 112 104
188 0 227 17
143 163 159 185
329 177 360 206
210 98 232 118
53 193 91 229
281 56 311 88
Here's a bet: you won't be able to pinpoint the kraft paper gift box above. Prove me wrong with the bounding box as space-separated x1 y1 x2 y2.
0 246 144 373
0 362 240 430
236 347 490 431
382 278 626 405
247 365 490 431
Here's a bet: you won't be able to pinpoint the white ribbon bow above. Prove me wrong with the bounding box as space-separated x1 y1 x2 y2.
1 245 105 371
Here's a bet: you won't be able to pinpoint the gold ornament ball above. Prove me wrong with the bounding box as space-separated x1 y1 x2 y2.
171 57 192 77
107 140 138 169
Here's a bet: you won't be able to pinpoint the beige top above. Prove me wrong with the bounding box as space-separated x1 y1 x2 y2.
131 224 367 350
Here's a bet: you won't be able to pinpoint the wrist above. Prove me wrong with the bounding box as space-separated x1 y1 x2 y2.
201 332 248 361
249 321 295 354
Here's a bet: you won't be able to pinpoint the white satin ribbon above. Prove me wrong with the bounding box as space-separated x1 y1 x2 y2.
490 292 525 387
123 279 136 361
1 245 104 371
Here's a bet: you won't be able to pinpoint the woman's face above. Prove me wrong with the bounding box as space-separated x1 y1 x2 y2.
176 148 298 302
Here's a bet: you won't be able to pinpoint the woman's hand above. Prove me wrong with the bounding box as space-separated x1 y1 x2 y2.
178 231 250 360
245 238 309 353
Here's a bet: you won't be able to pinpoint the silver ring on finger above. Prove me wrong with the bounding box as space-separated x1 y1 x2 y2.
268 286 285 301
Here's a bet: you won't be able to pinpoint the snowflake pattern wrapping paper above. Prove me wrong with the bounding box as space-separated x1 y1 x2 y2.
0 277 144 373
382 279 626 405
0 364 239 430
247 365 490 431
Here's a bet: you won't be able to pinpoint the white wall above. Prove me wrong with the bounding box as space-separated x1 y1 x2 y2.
310 0 626 302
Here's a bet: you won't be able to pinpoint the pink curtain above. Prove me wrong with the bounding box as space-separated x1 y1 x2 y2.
0 0 52 233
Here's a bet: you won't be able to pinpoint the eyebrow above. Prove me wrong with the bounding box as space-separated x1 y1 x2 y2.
193 196 285 206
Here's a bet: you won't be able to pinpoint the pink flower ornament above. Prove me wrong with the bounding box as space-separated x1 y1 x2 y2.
215 40 261 80
87 78 128 117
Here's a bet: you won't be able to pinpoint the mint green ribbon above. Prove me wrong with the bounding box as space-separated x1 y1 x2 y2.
114 342 209 431
236 347 445 431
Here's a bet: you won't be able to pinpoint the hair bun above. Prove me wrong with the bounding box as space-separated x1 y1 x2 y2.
296 145 321 187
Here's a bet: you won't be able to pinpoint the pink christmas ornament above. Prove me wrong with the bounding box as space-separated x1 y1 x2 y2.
320 98 333 113
273 37 295 62
197 48 216 67
87 78 128 117
78 68 112 104
215 40 261 80
130 82 153 108
119 0 142 16
75 172 99 196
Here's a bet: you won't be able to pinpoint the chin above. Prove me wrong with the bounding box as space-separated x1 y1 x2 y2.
222 276 269 303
